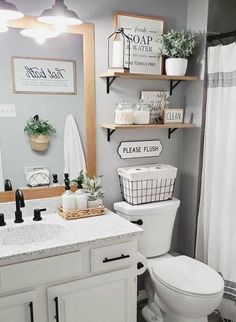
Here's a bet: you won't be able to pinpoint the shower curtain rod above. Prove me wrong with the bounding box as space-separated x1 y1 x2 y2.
207 30 236 42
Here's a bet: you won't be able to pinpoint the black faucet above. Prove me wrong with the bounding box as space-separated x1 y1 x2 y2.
15 189 25 223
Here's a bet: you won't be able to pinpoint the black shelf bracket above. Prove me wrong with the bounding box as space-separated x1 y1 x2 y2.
107 129 116 141
106 76 117 94
170 80 182 95
168 128 178 139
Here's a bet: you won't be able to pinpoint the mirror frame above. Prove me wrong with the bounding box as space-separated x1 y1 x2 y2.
0 16 96 203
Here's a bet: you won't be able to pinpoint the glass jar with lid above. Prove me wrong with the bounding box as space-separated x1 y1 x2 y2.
133 100 150 124
114 101 133 124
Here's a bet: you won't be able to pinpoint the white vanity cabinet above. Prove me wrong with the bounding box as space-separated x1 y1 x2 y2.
0 238 138 322
0 291 36 322
47 268 136 322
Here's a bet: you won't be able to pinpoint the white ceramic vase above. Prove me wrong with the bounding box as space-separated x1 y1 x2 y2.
87 199 103 208
165 58 188 76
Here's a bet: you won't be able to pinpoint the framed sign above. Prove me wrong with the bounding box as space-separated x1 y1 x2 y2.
114 12 164 74
141 90 170 124
118 140 162 159
12 57 76 94
164 109 184 124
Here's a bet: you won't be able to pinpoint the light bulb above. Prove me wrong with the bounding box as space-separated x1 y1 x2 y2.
35 36 46 45
54 20 67 34
0 19 8 33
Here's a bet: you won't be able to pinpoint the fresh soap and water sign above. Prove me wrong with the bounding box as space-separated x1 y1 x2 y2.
12 57 76 94
118 140 162 159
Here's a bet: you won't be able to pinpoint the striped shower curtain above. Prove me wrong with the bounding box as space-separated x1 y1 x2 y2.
196 43 236 322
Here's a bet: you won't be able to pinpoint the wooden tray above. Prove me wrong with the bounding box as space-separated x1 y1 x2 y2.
58 205 106 220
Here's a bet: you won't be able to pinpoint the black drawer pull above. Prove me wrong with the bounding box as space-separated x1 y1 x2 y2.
137 262 144 270
54 297 60 322
29 302 34 322
131 219 143 226
103 254 130 263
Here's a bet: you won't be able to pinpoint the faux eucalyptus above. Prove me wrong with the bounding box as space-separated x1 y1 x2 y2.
158 30 199 58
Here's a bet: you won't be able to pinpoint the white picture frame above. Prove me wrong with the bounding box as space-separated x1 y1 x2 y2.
114 12 164 74
11 57 76 95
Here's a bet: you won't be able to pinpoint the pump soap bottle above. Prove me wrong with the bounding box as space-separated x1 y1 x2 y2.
74 177 88 210
62 179 75 211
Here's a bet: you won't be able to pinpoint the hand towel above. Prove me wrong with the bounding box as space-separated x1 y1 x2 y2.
64 114 86 180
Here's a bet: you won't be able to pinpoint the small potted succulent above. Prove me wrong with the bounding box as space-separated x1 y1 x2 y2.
158 30 199 76
24 115 56 152
82 173 105 208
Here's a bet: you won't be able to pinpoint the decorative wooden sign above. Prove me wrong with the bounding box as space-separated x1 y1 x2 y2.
114 12 164 74
118 140 162 159
164 109 184 124
12 57 76 94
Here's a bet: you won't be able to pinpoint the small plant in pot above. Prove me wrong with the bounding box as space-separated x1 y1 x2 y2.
82 173 105 208
24 115 56 152
158 29 199 76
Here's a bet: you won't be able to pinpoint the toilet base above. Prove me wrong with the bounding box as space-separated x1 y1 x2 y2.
142 304 208 322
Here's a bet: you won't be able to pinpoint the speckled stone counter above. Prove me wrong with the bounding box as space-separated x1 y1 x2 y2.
0 210 143 267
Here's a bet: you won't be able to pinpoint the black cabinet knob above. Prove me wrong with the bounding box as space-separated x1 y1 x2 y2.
33 208 47 221
0 213 6 226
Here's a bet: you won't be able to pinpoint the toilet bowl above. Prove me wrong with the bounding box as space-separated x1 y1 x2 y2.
114 199 224 322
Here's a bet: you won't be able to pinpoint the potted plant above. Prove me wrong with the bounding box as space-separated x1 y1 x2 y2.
24 115 56 152
82 173 105 208
158 30 199 76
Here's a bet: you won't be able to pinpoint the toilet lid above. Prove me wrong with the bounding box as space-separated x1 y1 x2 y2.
152 255 224 296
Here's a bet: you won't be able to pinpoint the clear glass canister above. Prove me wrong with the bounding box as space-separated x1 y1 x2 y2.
133 101 150 124
114 101 133 124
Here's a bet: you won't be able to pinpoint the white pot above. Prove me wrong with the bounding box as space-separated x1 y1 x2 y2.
165 58 188 76
88 199 103 208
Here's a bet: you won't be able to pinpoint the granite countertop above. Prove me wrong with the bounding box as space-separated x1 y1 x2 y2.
0 210 143 267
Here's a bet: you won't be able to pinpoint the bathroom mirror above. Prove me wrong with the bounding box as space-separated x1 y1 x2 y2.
0 17 95 202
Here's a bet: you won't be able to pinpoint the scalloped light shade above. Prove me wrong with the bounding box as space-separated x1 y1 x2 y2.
0 0 23 20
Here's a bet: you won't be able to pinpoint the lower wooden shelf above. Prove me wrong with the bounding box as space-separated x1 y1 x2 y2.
101 123 197 141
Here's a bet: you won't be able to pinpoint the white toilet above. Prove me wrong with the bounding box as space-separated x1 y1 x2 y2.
114 198 224 322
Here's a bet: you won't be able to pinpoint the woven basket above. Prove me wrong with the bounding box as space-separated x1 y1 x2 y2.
58 205 106 220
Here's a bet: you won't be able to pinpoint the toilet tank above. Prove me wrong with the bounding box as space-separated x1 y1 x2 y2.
114 198 180 258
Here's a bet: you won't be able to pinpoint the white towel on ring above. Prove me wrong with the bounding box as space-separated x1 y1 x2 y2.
64 114 86 180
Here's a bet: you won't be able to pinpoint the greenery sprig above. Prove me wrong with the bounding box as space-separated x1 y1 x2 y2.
158 30 199 59
24 115 56 137
82 173 105 201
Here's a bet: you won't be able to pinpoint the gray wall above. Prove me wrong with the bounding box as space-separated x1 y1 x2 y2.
0 30 84 188
7 0 208 255
208 0 236 33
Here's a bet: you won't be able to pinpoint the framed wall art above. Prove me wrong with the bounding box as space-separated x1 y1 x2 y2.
12 57 76 94
114 12 164 74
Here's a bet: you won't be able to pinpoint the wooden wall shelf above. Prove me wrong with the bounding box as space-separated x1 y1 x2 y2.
101 123 197 141
100 72 198 94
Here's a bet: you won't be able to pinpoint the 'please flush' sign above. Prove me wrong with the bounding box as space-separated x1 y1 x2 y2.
118 140 162 159
12 57 76 94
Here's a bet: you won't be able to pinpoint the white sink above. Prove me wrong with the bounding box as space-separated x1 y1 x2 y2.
0 223 64 246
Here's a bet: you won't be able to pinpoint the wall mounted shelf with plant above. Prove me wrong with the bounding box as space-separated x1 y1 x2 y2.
100 72 198 94
101 123 197 141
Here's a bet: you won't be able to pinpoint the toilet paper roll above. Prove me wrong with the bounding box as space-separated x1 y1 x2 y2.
137 252 148 275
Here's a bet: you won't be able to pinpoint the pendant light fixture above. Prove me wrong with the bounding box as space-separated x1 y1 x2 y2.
20 28 59 45
0 0 24 32
37 0 82 33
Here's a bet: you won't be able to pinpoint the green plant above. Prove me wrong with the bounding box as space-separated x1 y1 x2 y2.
71 170 85 188
82 173 105 201
24 115 56 137
158 30 199 58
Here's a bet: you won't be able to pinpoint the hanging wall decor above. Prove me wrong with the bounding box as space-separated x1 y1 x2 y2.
12 57 76 94
114 12 164 74
118 140 162 159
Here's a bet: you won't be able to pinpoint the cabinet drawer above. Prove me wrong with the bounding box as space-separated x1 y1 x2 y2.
91 241 136 274
0 251 83 292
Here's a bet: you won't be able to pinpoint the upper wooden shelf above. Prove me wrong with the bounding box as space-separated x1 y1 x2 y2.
101 123 197 141
100 72 198 81
100 72 198 94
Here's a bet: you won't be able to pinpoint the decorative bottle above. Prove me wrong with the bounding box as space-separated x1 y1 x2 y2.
62 179 75 211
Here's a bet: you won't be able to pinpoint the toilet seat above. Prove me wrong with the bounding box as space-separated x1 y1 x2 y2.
150 255 224 297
